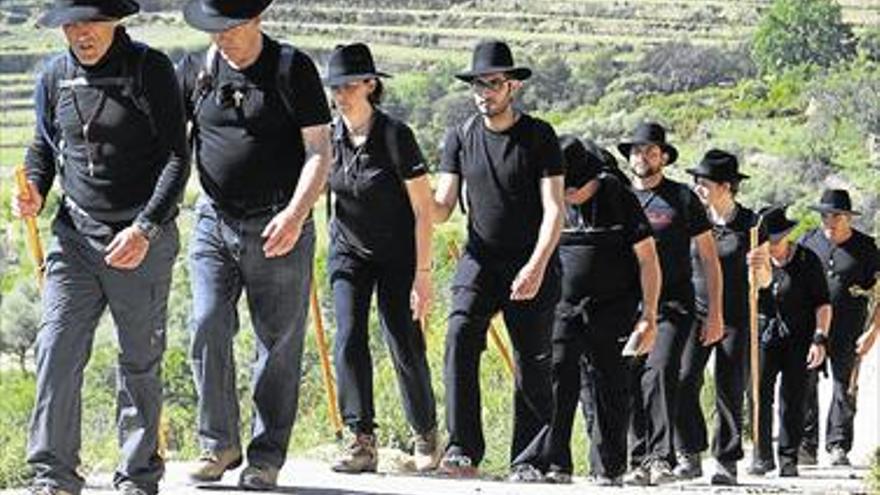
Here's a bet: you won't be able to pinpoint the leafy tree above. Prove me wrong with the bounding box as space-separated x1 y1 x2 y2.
0 280 41 373
751 0 856 74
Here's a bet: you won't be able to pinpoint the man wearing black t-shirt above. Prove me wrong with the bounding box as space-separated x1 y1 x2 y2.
798 189 880 467
433 40 564 480
178 0 332 489
620 123 725 486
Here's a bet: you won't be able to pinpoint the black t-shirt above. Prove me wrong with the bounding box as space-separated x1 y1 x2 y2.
633 177 711 306
759 244 830 345
691 204 759 330
178 35 331 216
799 227 880 336
439 113 564 260
559 173 652 302
329 110 427 260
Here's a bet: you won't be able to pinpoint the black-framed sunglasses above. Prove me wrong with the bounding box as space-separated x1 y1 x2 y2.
470 77 509 92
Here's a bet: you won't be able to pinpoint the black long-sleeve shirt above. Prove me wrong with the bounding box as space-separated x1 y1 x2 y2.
25 27 189 231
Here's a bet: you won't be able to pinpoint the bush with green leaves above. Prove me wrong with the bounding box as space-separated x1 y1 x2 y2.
0 278 40 373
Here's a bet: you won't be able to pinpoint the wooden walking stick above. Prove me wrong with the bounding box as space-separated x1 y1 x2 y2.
14 165 45 289
748 225 761 451
446 240 515 377
310 282 344 440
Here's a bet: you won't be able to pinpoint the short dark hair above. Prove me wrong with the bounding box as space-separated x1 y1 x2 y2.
368 78 384 106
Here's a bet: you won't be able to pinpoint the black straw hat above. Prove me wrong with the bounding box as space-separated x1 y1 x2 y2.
686 149 748 182
617 122 679 165
183 0 272 33
455 40 532 82
760 205 798 242
323 43 390 87
560 135 604 189
808 189 861 216
38 0 139 28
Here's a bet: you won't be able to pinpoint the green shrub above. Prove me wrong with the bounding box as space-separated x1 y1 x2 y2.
0 371 35 489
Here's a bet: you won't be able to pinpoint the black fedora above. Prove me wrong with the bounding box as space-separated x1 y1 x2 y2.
455 40 532 83
38 0 139 28
183 0 273 33
560 135 604 189
323 43 390 87
760 205 798 242
617 122 679 165
808 189 861 216
686 149 748 183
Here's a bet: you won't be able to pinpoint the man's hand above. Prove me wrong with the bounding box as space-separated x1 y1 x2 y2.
13 179 43 218
701 314 725 346
807 343 827 369
633 316 658 355
410 270 433 322
261 209 303 258
856 330 878 356
510 260 546 301
105 226 150 270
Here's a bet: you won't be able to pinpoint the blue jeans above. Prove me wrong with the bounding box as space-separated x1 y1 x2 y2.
189 197 314 469
28 213 178 495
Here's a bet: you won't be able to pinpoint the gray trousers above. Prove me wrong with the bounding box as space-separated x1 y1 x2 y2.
27 216 178 495
189 198 314 469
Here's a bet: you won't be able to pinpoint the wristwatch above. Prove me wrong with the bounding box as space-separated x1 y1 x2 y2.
135 219 161 242
812 331 829 347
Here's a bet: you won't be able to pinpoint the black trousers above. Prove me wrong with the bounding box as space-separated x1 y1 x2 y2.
802 310 864 454
756 332 811 468
629 304 693 467
329 247 437 436
675 314 748 462
444 249 560 466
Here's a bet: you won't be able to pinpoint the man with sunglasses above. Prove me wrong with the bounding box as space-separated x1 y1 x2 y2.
433 40 565 480
178 0 332 489
798 189 880 468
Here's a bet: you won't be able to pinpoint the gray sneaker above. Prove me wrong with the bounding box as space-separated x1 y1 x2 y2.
798 446 818 466
29 486 73 495
649 459 676 485
238 464 280 491
710 460 737 486
673 452 702 479
830 446 851 467
545 468 572 484
623 465 650 486
508 463 543 483
412 429 441 472
591 474 623 486
332 433 378 474
116 481 152 495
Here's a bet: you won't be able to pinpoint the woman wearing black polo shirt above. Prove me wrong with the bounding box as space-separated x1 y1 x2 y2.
323 43 438 473
750 206 831 478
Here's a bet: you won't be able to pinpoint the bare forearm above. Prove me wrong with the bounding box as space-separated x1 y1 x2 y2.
816 304 832 334
287 127 331 223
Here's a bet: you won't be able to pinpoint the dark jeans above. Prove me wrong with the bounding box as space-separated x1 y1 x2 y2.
629 303 693 467
675 314 748 462
444 249 560 467
328 246 436 435
189 197 314 469
28 215 178 495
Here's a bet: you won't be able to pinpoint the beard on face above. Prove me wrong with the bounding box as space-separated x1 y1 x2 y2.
631 160 661 179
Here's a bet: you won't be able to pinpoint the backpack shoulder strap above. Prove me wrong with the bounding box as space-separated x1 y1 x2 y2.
276 43 297 120
36 53 68 156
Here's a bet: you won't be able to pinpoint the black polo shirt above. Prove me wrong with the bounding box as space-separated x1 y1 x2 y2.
329 110 427 260
691 204 760 330
178 35 331 217
759 243 830 343
559 173 652 303
439 113 564 261
633 177 711 307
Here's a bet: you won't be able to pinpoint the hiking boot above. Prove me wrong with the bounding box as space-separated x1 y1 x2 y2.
747 458 775 476
710 460 737 486
116 481 153 495
412 429 441 472
189 446 243 482
545 466 572 484
332 433 378 474
673 452 702 479
591 474 623 486
29 486 73 495
238 464 280 491
649 459 676 485
508 463 543 483
437 452 478 478
623 465 650 486
830 446 851 467
798 445 818 466
779 463 799 477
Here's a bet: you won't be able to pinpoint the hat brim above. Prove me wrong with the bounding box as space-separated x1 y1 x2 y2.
454 66 532 82
768 224 797 243
684 168 749 181
617 141 679 165
183 0 271 33
322 71 392 87
38 2 138 28
808 205 861 216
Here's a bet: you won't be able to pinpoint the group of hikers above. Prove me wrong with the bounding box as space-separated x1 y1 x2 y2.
11 0 880 494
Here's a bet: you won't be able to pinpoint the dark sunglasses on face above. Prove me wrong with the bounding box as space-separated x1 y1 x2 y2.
470 77 509 92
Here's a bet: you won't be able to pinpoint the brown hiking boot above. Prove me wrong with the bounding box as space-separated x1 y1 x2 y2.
437 452 478 478
413 429 441 472
238 464 280 491
332 433 378 474
189 446 243 482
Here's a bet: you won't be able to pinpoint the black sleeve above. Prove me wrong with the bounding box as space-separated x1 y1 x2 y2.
863 237 880 289
438 125 462 175
289 51 331 129
24 61 59 199
535 120 564 178
685 188 712 238
175 52 199 121
394 122 428 180
805 249 831 308
136 49 191 225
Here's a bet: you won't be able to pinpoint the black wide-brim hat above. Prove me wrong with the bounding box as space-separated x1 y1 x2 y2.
808 188 861 216
560 135 605 189
183 0 273 33
617 122 679 165
760 205 798 242
323 43 391 87
455 39 532 82
686 148 748 182
38 0 139 27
